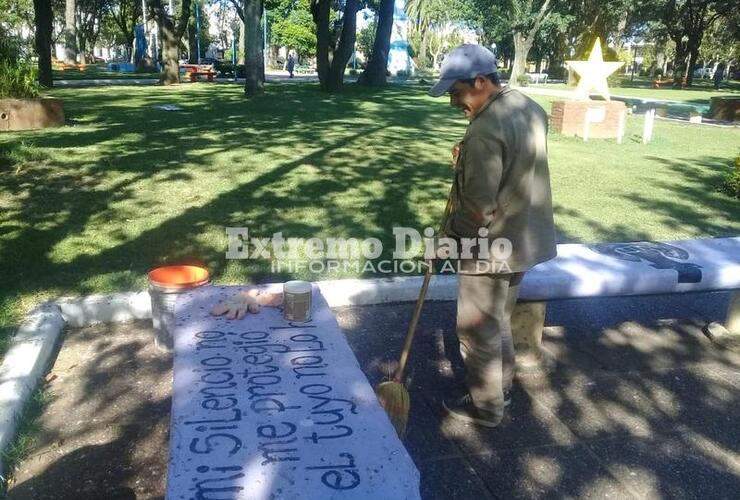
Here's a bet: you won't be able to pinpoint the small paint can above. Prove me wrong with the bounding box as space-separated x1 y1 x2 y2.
283 280 312 322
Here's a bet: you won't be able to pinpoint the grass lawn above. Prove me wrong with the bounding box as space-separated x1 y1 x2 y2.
1 81 738 345
532 75 740 104
53 63 160 80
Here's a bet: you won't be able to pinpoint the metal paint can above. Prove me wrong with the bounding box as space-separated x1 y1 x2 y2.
283 280 312 322
148 265 210 352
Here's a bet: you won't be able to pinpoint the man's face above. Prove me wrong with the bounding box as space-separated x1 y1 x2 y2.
448 76 491 119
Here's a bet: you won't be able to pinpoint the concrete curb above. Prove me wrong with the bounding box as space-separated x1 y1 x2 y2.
56 291 152 328
53 276 458 327
0 303 66 476
0 276 457 476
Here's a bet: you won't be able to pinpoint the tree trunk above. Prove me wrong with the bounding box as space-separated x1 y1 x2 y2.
509 31 532 87
358 0 394 86
124 33 134 62
238 19 245 64
326 0 359 92
159 14 180 83
152 0 192 85
671 34 688 87
187 25 197 62
33 0 54 87
311 0 360 92
77 34 87 63
419 27 429 68
64 0 77 64
686 45 699 87
431 42 442 69
311 0 331 91
685 30 704 87
653 38 666 78
244 0 265 96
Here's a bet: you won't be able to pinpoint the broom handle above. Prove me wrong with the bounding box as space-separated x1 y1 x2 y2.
393 265 433 382
393 189 454 383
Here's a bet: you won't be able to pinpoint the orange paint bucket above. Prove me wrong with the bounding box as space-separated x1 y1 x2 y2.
148 265 210 289
148 265 210 351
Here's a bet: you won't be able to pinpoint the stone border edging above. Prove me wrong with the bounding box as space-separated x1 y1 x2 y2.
0 303 66 477
53 276 457 327
0 275 456 477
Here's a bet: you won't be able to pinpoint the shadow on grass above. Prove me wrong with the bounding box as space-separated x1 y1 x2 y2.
552 154 738 244
0 83 459 336
631 155 739 233
1 83 738 344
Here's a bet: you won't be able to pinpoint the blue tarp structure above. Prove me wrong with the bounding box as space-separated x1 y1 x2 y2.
134 24 147 65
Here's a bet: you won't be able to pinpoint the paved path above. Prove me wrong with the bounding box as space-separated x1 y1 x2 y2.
53 72 324 87
336 291 740 500
55 78 160 86
7 291 739 499
518 86 577 100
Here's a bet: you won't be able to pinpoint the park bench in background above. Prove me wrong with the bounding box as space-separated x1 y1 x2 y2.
52 60 87 72
653 77 687 88
180 64 217 82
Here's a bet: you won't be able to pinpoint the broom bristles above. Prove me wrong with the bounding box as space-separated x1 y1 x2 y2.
376 380 410 438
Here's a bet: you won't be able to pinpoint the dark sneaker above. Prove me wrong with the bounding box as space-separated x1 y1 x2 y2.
443 394 503 428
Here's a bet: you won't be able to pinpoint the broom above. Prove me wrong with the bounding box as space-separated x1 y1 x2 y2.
376 190 454 438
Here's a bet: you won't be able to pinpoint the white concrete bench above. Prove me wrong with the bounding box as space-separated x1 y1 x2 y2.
166 285 421 500
509 238 740 373
314 237 739 374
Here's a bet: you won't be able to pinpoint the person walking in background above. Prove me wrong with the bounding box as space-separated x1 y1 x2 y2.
714 63 725 90
287 52 296 79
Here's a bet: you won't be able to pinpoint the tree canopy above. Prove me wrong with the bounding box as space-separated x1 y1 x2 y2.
2 0 737 90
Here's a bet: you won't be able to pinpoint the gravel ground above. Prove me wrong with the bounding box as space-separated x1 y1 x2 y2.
7 321 171 500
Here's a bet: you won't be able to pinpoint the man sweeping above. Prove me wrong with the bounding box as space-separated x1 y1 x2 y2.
428 44 557 427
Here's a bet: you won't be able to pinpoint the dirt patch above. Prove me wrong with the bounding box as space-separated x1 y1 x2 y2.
7 320 170 500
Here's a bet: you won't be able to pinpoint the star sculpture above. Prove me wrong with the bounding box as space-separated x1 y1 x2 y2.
566 38 624 101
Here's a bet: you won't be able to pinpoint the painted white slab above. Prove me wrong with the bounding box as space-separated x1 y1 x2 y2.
166 285 421 500
521 238 740 301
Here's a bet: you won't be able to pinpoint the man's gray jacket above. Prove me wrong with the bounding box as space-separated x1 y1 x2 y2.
445 86 557 274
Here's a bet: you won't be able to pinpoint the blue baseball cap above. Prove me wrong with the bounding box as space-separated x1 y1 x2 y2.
428 44 498 97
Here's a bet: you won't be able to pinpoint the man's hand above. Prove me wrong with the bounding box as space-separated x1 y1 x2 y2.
210 288 284 320
452 142 462 169
433 232 458 260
